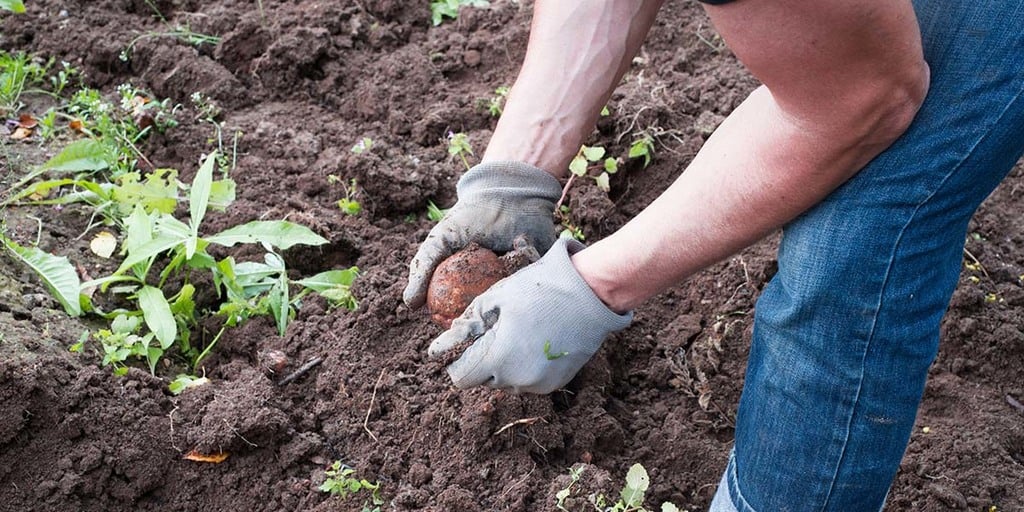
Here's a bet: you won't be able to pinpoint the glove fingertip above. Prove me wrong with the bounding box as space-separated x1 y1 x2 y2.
402 280 427 309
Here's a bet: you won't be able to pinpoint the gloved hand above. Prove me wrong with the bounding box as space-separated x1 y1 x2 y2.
403 161 563 308
428 237 633 394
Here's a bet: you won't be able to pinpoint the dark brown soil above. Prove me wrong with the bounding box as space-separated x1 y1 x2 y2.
1 1 1022 511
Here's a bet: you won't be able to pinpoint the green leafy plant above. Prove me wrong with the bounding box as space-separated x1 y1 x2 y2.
350 137 374 155
557 205 585 241
426 200 448 222
554 464 684 512
335 178 362 216
628 133 656 168
446 131 474 171
0 0 26 13
319 461 385 511
430 0 489 26
479 85 509 117
0 233 83 316
120 25 220 62
569 145 619 193
0 51 47 112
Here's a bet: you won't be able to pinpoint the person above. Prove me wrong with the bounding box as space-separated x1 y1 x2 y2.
402 0 1024 509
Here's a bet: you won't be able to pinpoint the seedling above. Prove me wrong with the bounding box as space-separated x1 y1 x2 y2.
557 205 585 241
119 24 220 62
479 85 509 117
446 131 474 171
430 0 489 26
336 178 362 216
628 133 656 168
350 137 373 155
0 0 26 13
554 463 684 512
426 200 448 222
544 340 569 360
319 461 385 511
0 51 47 113
569 145 619 192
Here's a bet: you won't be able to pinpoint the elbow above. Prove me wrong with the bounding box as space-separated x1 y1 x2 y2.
851 60 931 151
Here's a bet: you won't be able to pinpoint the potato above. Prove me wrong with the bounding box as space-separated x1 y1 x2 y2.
426 236 540 328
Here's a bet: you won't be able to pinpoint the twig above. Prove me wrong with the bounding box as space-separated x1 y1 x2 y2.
363 369 386 443
1007 394 1024 414
276 356 324 386
962 247 990 279
554 173 576 213
493 416 545 436
223 419 258 448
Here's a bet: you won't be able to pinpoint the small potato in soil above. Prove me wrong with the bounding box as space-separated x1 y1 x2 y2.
426 237 539 329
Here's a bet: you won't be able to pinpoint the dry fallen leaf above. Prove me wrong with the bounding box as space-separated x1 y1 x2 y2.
89 231 118 258
183 450 230 464
17 113 38 129
10 126 32 139
69 119 84 132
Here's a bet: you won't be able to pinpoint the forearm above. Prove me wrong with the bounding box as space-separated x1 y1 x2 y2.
482 0 664 177
572 0 929 312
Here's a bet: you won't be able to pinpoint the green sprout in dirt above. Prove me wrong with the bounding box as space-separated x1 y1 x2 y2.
446 131 474 171
320 461 385 512
430 0 489 26
426 200 448 222
557 205 585 241
628 133 656 168
544 340 569 361
351 137 374 155
569 144 619 193
555 464 684 512
119 25 220 63
331 177 362 216
479 85 510 117
0 0 25 13
0 51 47 113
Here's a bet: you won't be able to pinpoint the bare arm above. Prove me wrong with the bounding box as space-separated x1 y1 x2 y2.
572 0 929 312
482 0 665 176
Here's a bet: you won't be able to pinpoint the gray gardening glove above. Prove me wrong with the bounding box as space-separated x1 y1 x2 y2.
403 161 563 309
428 237 633 394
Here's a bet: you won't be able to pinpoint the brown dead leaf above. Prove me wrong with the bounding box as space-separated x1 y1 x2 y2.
183 450 230 464
10 126 32 140
17 113 38 129
69 119 84 132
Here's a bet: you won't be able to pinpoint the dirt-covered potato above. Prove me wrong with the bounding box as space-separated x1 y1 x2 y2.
427 236 541 328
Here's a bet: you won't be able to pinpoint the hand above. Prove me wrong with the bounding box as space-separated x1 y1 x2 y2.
403 161 563 309
428 238 633 394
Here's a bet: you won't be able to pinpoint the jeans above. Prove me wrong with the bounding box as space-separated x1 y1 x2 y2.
709 0 1024 510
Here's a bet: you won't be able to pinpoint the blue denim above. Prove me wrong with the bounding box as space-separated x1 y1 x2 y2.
710 0 1024 510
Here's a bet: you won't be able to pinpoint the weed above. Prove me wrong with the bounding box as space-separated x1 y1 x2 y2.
628 133 655 168
554 464 685 512
478 85 509 117
426 200 448 222
335 178 362 216
0 0 25 13
320 461 385 511
0 51 47 113
430 0 489 26
351 137 374 155
569 145 619 192
446 131 474 171
557 205 585 241
119 24 221 63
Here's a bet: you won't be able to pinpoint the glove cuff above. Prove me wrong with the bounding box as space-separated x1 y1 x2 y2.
456 161 563 212
544 238 634 332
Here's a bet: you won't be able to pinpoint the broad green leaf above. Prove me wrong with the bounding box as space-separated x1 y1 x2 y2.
0 0 26 13
581 145 605 162
2 236 82 316
294 268 359 291
267 274 289 336
41 139 110 173
568 155 588 177
116 232 188 274
620 463 650 507
112 169 179 214
189 152 218 235
206 221 328 250
594 173 610 192
137 286 176 349
122 205 154 254
208 179 236 211
168 374 209 395
661 503 681 512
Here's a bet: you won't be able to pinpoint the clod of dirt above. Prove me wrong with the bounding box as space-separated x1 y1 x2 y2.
426 236 539 329
258 349 289 375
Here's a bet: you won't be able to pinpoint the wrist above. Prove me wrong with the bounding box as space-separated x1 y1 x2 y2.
570 244 637 314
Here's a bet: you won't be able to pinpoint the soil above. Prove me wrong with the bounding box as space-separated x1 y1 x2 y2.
1 1 1022 511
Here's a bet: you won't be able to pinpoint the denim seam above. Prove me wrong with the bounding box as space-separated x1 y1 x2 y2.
819 82 1024 511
